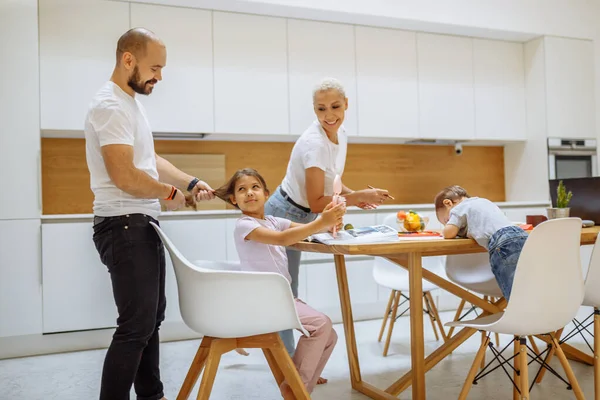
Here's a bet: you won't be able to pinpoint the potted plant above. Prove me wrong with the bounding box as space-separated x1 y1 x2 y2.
547 180 573 219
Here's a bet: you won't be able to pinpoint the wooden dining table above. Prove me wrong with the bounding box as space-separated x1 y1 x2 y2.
292 226 600 400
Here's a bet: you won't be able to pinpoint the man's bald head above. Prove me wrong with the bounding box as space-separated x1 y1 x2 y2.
116 27 164 64
114 27 166 96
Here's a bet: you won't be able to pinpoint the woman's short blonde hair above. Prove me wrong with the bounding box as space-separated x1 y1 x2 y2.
312 77 346 102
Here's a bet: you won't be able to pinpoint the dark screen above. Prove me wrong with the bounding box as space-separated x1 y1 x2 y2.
549 177 600 223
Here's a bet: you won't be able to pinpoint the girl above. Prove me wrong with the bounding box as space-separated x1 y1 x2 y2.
214 168 344 398
434 185 528 300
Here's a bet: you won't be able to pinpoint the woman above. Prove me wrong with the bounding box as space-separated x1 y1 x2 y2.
265 77 391 357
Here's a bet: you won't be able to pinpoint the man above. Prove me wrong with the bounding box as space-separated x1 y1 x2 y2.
84 28 214 400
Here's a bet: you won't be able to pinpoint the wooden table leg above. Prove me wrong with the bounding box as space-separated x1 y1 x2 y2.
387 298 508 396
333 254 399 400
408 252 426 399
334 254 362 388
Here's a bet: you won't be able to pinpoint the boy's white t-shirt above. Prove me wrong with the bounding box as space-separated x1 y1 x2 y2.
84 81 161 218
280 120 348 208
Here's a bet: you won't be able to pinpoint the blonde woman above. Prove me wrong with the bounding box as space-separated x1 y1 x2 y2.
265 77 391 357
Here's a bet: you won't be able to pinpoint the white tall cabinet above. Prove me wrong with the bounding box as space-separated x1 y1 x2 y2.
0 0 41 220
417 33 475 140
544 37 596 139
39 0 130 131
355 27 419 138
473 39 527 141
131 4 214 134
0 0 42 338
287 20 358 136
213 12 289 135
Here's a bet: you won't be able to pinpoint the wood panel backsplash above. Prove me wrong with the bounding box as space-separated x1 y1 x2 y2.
41 138 505 215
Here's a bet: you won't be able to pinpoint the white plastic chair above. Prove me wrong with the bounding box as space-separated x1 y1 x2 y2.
445 253 504 354
150 222 310 400
445 218 585 400
535 232 600 395
373 214 448 356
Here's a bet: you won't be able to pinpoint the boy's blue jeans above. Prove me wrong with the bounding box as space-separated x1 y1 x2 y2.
488 225 529 300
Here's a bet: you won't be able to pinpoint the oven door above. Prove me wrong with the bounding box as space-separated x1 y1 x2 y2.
548 151 598 179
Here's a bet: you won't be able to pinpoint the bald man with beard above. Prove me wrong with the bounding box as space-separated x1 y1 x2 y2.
84 28 214 400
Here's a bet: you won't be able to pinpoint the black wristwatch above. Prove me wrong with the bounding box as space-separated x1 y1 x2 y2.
187 177 200 192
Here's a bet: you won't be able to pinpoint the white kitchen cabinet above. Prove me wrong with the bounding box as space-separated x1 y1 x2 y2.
39 0 129 131
305 259 378 316
0 0 41 220
473 39 527 141
131 4 214 134
42 222 117 333
0 219 42 337
288 20 358 136
41 218 227 333
160 218 228 322
213 12 288 135
417 33 475 140
544 37 596 139
355 27 418 138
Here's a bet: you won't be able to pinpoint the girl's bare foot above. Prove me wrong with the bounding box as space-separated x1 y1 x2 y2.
317 376 328 385
279 382 294 400
235 348 249 356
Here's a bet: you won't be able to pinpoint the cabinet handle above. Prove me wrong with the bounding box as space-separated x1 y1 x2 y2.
37 150 42 214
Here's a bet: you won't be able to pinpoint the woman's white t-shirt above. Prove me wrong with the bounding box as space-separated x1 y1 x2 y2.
280 120 348 209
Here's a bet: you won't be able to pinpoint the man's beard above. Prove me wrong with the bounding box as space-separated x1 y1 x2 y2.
127 66 156 95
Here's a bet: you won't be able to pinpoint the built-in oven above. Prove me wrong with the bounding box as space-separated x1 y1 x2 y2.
548 138 598 180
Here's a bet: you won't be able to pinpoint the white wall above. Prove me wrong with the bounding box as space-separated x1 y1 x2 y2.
128 0 597 40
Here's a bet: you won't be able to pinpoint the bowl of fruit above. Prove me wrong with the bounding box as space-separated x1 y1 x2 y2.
396 210 429 233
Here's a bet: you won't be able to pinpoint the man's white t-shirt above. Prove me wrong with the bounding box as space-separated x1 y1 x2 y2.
280 120 348 209
84 81 161 219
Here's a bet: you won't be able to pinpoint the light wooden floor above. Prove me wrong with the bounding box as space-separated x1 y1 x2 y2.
1 309 596 399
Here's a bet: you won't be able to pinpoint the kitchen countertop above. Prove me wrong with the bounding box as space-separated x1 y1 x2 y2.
41 200 551 222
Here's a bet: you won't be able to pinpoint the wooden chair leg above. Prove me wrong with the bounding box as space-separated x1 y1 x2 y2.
448 299 467 338
426 291 448 342
528 335 540 356
196 339 234 400
263 348 285 387
458 335 490 400
491 298 500 347
519 338 530 400
595 309 599 400
378 290 395 342
176 337 212 400
480 299 487 370
481 330 487 369
551 333 585 400
383 291 401 357
535 327 564 384
513 337 520 400
269 335 310 400
424 293 440 341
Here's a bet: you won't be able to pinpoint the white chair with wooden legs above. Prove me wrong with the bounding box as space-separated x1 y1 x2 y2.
536 232 600 399
150 222 310 400
374 255 448 356
446 218 585 400
373 214 448 357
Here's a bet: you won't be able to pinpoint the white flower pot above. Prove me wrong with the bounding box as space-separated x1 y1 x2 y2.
546 207 570 219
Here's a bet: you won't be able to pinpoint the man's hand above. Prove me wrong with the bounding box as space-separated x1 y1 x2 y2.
162 188 186 211
190 179 216 202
